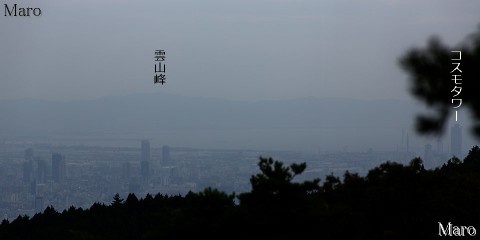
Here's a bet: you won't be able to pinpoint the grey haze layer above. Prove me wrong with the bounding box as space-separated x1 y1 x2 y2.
0 93 443 152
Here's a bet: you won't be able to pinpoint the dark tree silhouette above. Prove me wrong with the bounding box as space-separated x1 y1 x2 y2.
238 156 320 208
399 25 480 137
463 145 480 170
3 152 480 239
111 193 124 207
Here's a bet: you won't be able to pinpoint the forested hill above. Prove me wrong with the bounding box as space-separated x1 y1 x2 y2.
2 147 480 240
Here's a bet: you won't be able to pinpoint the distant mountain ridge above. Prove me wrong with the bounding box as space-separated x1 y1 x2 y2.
0 93 420 150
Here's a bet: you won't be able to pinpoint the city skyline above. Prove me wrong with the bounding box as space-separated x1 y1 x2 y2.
1 1 480 238
1 137 478 220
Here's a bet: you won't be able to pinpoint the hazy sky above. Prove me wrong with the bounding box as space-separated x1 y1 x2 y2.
1 0 479 101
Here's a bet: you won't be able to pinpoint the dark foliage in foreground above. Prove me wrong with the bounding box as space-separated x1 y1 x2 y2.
2 147 480 240
399 25 480 137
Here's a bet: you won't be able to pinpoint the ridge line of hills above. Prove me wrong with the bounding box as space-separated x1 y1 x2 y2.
0 93 420 151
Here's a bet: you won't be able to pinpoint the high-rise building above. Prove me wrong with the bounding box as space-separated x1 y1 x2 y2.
141 160 150 180
52 153 66 183
141 140 150 162
30 178 37 195
22 161 33 183
162 145 170 166
451 124 462 158
23 148 34 183
36 159 47 183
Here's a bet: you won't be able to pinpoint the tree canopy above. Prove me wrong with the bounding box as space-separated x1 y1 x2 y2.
399 25 480 137
2 149 480 239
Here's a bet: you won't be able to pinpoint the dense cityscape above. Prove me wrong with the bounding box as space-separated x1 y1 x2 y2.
0 124 465 221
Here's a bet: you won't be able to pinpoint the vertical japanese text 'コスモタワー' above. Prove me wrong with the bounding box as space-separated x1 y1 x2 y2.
450 50 462 122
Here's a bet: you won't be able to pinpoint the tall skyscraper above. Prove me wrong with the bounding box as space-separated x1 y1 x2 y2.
52 153 66 183
36 159 47 183
22 160 33 183
141 140 150 162
162 145 170 166
23 148 34 183
141 161 150 180
451 124 462 158
30 179 37 195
